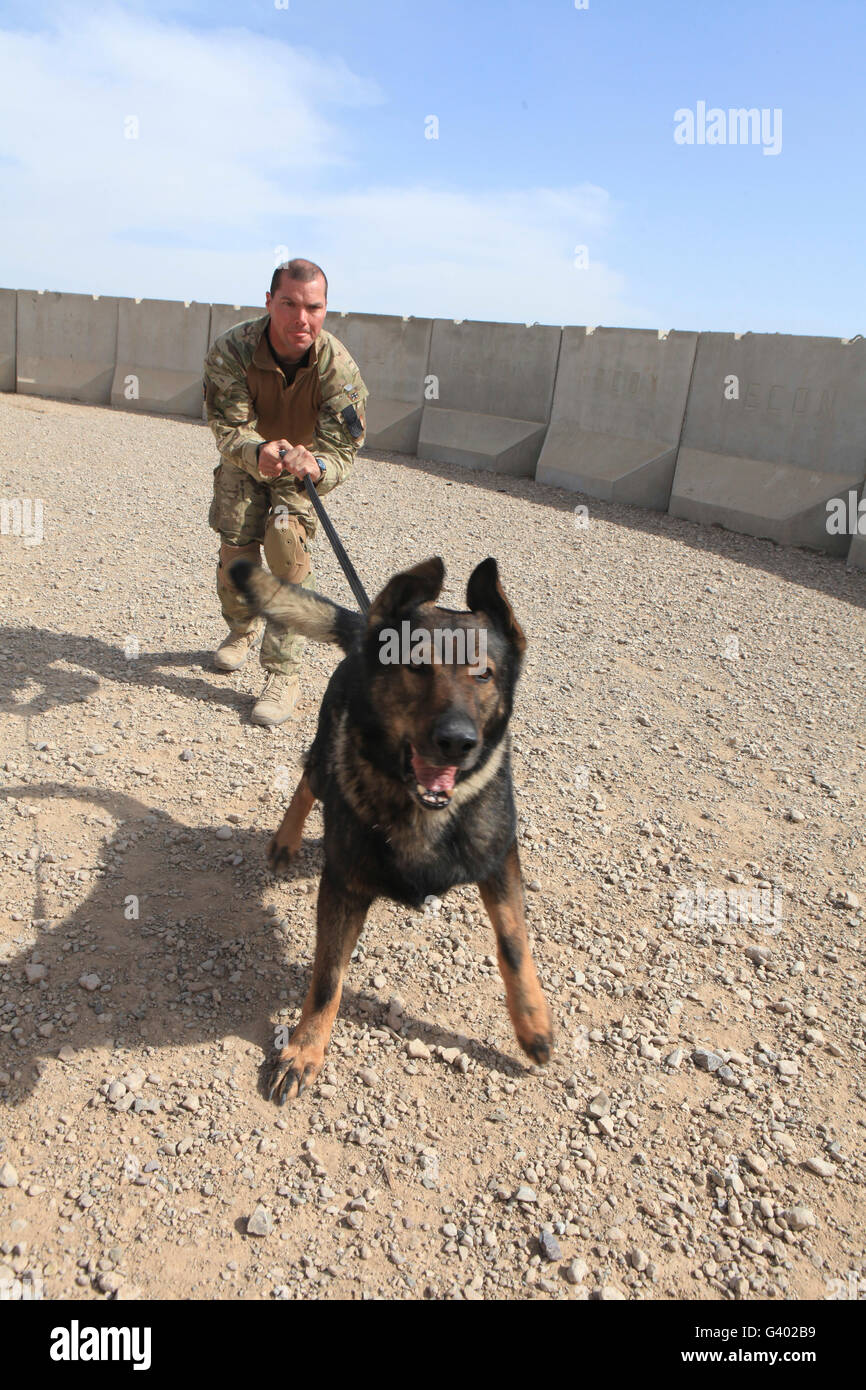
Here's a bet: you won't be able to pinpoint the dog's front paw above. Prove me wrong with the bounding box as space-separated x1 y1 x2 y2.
266 1040 325 1104
267 833 295 875
514 997 554 1067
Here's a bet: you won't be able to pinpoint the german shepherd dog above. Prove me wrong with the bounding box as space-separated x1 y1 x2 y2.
230 555 553 1103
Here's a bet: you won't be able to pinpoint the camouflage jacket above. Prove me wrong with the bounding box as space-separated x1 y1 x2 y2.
203 315 368 515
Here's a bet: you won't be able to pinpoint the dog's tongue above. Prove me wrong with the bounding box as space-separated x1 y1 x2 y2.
411 750 457 794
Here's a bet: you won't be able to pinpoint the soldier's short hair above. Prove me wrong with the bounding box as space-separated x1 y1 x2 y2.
270 259 328 298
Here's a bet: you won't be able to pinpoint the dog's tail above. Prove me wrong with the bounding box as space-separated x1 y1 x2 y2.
229 561 363 652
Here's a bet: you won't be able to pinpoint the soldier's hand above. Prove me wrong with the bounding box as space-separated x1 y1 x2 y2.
258 440 290 479
276 444 321 480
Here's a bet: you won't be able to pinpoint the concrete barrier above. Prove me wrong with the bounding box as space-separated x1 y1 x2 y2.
669 334 866 554
536 327 698 508
847 534 866 568
16 290 120 404
111 298 210 417
0 289 15 392
208 303 265 347
418 319 561 475
324 312 432 453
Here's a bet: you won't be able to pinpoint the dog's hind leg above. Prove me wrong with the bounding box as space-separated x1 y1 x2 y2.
478 841 554 1067
268 772 316 873
267 872 371 1103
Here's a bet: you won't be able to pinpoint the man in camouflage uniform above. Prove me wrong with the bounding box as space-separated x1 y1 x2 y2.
204 258 368 725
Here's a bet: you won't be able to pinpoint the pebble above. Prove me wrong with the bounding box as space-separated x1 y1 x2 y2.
628 1247 649 1271
24 962 47 984
803 1157 835 1178
78 973 101 991
247 1205 274 1237
0 1162 19 1188
588 1091 609 1118
515 1186 537 1204
215 826 233 840
744 1152 768 1175
564 1258 589 1284
693 1049 724 1073
406 1039 430 1060
783 1206 816 1231
539 1230 562 1262
746 946 771 965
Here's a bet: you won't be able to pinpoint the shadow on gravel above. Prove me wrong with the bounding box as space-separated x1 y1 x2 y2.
0 627 253 719
0 782 524 1104
378 449 866 610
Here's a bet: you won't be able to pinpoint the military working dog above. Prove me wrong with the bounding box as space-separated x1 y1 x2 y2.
230 554 553 1103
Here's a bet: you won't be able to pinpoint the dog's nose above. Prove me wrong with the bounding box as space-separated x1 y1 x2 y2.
432 713 478 762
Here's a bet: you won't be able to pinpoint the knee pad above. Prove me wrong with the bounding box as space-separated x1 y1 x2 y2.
263 509 311 584
219 540 261 566
217 540 261 604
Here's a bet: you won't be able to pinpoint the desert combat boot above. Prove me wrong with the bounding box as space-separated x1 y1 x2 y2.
252 672 299 726
213 623 262 672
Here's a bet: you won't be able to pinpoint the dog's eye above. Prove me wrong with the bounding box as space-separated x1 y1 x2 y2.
474 668 494 682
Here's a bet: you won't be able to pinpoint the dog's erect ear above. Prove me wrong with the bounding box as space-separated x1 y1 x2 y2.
368 557 445 626
466 557 526 658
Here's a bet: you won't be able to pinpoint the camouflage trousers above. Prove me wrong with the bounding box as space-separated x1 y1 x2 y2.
209 461 316 676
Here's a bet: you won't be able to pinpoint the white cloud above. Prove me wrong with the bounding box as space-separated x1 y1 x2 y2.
0 5 640 325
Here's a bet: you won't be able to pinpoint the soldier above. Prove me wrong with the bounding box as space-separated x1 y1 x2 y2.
203 259 368 725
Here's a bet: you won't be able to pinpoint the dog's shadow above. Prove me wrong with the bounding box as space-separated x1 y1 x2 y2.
0 782 525 1105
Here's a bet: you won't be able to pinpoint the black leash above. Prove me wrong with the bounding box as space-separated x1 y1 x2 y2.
302 473 371 613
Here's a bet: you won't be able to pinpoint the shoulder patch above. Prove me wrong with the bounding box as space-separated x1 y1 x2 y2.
341 404 364 439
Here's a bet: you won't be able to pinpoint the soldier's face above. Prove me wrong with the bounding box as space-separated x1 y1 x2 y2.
266 275 327 361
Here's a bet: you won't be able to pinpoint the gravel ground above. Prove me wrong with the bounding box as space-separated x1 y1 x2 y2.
0 391 864 1303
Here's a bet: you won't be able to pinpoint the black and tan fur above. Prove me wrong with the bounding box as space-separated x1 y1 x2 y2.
231 555 553 1103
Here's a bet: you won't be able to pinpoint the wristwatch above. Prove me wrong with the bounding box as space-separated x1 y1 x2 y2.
315 457 326 481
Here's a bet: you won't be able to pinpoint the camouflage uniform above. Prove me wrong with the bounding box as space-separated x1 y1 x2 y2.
204 315 368 674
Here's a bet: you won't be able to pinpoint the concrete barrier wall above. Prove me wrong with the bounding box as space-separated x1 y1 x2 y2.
1 285 864 565
324 311 432 453
418 319 561 476
669 333 866 554
111 298 211 418
208 303 265 347
0 289 15 393
16 290 121 404
848 533 866 568
536 327 698 509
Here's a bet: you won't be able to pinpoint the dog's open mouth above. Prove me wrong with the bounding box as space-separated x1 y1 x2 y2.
406 743 458 810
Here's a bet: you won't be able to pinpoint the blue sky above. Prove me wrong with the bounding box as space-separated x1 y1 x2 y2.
0 0 863 333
